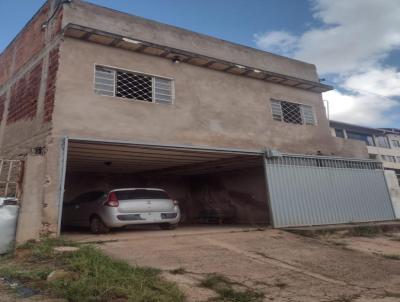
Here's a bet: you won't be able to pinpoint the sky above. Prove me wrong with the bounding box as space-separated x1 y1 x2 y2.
0 0 399 128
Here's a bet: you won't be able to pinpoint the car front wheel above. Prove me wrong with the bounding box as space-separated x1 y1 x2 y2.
90 216 110 234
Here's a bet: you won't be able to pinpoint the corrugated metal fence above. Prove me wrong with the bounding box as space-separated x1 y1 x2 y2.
264 155 395 228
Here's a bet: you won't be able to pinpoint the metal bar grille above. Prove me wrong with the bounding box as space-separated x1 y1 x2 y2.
94 66 115 96
271 99 316 125
95 66 173 103
116 71 153 101
266 155 382 170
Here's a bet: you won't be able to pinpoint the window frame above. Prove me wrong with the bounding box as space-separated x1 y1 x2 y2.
94 64 175 105
391 140 400 148
270 98 317 126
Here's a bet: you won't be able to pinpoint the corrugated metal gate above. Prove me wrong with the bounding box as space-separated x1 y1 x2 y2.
264 154 395 228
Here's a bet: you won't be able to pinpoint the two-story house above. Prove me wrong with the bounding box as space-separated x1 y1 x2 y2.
0 0 395 241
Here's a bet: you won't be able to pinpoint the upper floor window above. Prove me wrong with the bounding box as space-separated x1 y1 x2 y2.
392 140 400 148
271 99 316 125
346 131 374 146
375 136 390 148
335 128 345 138
94 66 174 104
381 155 396 163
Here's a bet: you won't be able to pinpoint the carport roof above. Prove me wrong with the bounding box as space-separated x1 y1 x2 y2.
66 138 264 175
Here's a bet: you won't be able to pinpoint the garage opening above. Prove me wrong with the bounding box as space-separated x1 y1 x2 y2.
59 139 269 233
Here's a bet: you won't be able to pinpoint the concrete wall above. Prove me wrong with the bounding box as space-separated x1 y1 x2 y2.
52 38 341 156
331 137 369 159
63 0 318 82
63 167 269 226
384 170 400 219
15 154 46 243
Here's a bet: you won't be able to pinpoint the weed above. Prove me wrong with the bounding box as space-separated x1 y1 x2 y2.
274 280 287 289
18 237 79 262
0 266 52 282
330 294 360 302
170 267 187 275
0 238 185 302
382 254 400 260
348 226 382 237
200 273 264 302
385 291 400 298
214 287 264 302
200 273 232 289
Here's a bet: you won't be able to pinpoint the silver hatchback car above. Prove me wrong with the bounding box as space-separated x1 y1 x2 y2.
62 188 180 233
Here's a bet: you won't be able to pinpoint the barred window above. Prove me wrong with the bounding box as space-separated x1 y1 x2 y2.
271 99 316 125
391 140 400 148
95 66 173 104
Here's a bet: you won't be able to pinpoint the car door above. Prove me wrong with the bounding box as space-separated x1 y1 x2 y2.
74 191 106 227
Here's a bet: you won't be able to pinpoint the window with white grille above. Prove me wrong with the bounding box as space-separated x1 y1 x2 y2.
95 66 173 104
271 99 316 125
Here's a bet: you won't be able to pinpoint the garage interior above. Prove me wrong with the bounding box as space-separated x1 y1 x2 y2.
60 139 270 232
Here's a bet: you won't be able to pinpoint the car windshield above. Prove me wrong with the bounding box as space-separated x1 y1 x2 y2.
68 191 105 205
115 189 169 200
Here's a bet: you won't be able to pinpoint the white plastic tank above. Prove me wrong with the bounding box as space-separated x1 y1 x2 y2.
0 198 19 254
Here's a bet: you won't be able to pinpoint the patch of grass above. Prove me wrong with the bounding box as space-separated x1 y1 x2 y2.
17 237 79 262
382 254 400 260
348 226 382 237
50 245 184 302
274 280 287 289
170 267 187 275
287 229 337 238
200 273 232 289
329 294 360 302
200 273 264 302
0 265 52 282
330 241 347 247
0 238 185 302
385 290 400 298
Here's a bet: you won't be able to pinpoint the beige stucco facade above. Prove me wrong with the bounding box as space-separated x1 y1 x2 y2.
1 0 370 240
53 37 337 154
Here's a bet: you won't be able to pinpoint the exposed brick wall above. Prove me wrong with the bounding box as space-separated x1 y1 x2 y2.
0 94 6 123
51 9 64 40
43 47 60 123
0 3 64 87
7 61 43 125
0 48 14 87
12 5 48 76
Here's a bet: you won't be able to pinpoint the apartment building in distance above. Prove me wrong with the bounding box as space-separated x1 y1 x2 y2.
330 120 400 184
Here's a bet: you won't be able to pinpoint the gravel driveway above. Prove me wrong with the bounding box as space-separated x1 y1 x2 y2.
67 226 400 302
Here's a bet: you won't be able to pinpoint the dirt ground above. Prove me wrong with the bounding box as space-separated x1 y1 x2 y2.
0 282 66 302
66 225 400 302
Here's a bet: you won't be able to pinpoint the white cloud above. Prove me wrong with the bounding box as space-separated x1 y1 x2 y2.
344 68 400 97
324 89 397 127
253 31 298 56
253 0 400 127
297 0 400 74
